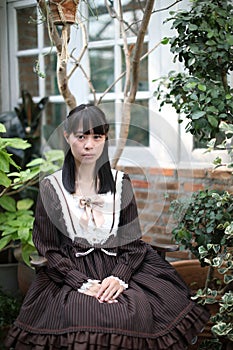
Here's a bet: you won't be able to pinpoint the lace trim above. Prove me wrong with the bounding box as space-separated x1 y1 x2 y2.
109 276 128 289
77 279 101 293
78 276 128 293
75 248 117 257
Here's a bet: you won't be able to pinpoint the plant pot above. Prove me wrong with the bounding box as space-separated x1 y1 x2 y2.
171 259 225 349
49 0 79 25
17 262 35 296
172 259 223 290
0 263 18 296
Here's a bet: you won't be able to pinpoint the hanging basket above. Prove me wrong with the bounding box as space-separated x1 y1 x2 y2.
49 0 79 25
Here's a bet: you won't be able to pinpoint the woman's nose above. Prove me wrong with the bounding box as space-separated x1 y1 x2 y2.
84 136 94 149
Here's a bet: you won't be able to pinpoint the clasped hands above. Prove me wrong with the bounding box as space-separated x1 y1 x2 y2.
82 276 125 304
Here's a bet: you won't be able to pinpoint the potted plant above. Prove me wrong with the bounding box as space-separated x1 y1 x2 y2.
0 288 22 347
170 189 233 349
0 122 64 294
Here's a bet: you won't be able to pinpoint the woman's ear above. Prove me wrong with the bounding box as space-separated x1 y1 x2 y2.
64 131 69 144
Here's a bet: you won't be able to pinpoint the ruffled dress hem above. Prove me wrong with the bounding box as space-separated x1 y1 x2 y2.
4 304 210 350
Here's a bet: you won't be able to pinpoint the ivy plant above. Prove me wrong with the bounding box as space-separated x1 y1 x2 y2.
170 189 233 346
154 0 233 145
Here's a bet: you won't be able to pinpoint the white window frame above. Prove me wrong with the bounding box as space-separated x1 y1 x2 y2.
5 0 229 169
0 0 10 111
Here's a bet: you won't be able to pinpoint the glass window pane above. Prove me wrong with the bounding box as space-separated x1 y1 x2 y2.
43 102 67 141
17 6 38 50
99 102 116 142
18 56 39 96
44 54 59 96
138 44 148 91
88 0 114 41
121 43 148 91
121 0 147 38
44 22 53 47
101 101 149 147
127 100 149 146
89 48 114 92
43 23 63 47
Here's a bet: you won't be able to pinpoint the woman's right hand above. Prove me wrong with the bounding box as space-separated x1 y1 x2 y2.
82 282 118 303
83 281 101 297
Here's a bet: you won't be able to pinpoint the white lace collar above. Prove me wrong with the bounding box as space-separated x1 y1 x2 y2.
46 169 124 245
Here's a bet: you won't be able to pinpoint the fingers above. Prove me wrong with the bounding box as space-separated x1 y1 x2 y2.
96 277 124 302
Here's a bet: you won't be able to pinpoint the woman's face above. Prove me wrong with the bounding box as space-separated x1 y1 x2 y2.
65 128 106 165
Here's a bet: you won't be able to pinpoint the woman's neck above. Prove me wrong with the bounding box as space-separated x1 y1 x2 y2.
74 164 97 196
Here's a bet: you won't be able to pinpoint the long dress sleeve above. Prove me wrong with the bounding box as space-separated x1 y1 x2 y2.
111 173 148 283
33 179 89 290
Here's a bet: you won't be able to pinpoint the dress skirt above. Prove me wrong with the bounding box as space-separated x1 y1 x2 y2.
5 244 209 350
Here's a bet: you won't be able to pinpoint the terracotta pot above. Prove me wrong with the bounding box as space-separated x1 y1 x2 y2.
49 0 79 25
171 259 226 349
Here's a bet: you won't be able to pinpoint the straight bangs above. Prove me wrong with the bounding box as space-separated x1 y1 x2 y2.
66 105 109 136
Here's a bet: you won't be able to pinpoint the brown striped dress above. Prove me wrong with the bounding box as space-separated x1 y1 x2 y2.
5 170 210 350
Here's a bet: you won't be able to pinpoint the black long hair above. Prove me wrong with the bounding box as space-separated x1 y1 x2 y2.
62 104 115 194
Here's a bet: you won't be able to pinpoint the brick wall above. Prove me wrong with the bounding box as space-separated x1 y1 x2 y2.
117 166 233 260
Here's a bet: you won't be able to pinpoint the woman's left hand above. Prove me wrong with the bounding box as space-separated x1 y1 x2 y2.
96 277 124 302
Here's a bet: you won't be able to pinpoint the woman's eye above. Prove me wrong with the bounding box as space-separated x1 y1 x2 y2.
94 135 103 140
75 134 85 140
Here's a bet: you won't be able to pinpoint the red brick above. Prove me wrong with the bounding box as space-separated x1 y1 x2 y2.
155 182 179 191
131 179 149 188
150 168 175 177
178 168 208 178
183 183 204 192
140 213 158 223
134 191 148 200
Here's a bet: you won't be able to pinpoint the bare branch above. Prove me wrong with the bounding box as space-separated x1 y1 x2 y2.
78 64 97 104
97 72 125 105
118 1 131 99
129 0 155 102
67 15 88 80
37 0 76 109
152 0 182 14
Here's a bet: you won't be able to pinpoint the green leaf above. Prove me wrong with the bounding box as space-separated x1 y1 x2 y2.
0 196 16 212
0 123 6 133
225 94 232 100
0 170 11 187
226 35 233 46
18 228 30 242
21 244 36 266
0 235 12 250
26 158 44 167
161 37 170 45
1 138 31 150
44 149 64 163
224 274 233 284
0 150 11 172
208 115 218 128
198 84 206 92
17 198 34 211
191 111 206 120
189 24 198 31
